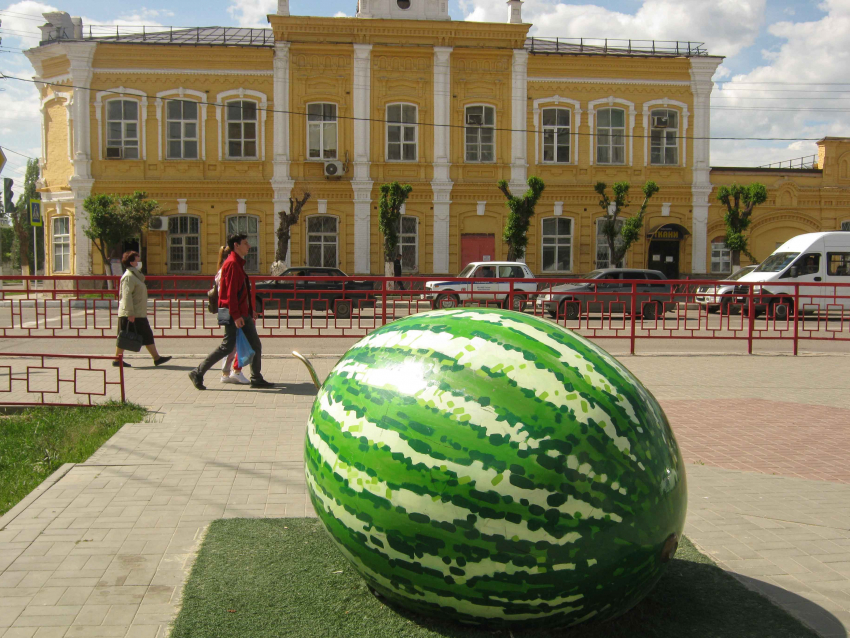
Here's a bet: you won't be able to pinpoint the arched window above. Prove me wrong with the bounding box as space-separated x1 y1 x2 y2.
168 215 201 273
166 99 199 159
386 103 418 161
541 217 572 272
541 107 570 163
398 216 418 271
596 218 625 269
306 215 338 267
225 100 258 159
465 105 495 163
650 108 679 165
596 107 626 165
710 237 731 273
226 215 260 273
307 103 338 160
105 99 139 159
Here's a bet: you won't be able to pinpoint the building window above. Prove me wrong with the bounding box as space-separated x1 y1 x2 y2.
596 217 625 269
465 105 495 163
226 215 260 273
541 107 570 163
387 103 417 161
596 108 626 165
166 100 199 159
168 215 201 273
307 103 338 160
307 215 338 268
541 217 572 272
711 238 731 273
106 99 139 159
52 216 71 273
650 109 679 165
398 216 418 272
841 221 850 231
226 100 258 159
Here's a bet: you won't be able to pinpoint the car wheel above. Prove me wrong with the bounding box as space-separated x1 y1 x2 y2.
546 310 557 319
434 293 460 309
562 301 580 320
642 303 658 320
707 306 719 314
333 299 352 319
504 294 527 312
772 299 792 321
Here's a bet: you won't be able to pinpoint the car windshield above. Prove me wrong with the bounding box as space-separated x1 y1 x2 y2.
725 266 757 281
457 264 476 277
582 270 605 279
756 252 799 273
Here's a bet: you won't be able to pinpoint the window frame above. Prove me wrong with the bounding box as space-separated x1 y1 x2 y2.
649 108 680 166
225 214 261 274
595 107 627 166
464 104 496 164
164 99 200 160
167 215 202 274
306 214 340 268
224 99 259 160
215 89 267 161
540 216 574 273
595 217 626 269
386 103 418 163
306 102 339 161
398 215 419 273
710 238 732 274
104 98 141 160
642 99 689 167
540 107 571 164
52 216 71 274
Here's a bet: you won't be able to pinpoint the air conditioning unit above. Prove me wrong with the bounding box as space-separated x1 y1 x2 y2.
148 216 168 231
652 116 669 129
324 160 344 177
105 147 123 159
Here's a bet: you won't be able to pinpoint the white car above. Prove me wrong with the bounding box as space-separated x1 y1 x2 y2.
423 262 537 311
694 265 758 314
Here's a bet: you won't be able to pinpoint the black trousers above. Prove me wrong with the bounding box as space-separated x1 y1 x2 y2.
196 318 263 381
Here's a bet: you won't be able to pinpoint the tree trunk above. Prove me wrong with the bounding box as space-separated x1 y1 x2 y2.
506 245 517 261
13 221 30 276
731 250 741 269
272 220 291 276
385 260 395 291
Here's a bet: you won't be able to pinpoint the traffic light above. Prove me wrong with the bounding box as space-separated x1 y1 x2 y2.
3 178 13 213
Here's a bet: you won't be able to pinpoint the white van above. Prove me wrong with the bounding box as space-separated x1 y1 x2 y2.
736 232 850 318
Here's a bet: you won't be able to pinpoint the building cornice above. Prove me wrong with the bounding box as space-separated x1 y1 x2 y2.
529 76 690 86
94 68 273 76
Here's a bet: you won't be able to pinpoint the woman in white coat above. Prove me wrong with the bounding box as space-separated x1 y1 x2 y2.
115 251 171 368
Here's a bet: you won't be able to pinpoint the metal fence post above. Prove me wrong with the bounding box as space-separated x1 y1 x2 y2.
630 282 637 354
793 283 800 356
747 284 755 354
381 278 388 327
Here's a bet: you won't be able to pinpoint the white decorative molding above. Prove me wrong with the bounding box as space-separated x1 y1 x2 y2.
432 46 453 184
356 0 450 20
641 98 690 168
353 43 374 274
432 189 452 274
587 97 636 166
353 188 372 274
510 48 528 187
477 201 487 216
400 203 406 215
662 202 671 217
317 200 328 215
94 87 148 161
507 0 523 23
528 76 691 86
215 88 269 161
553 201 563 216
177 199 188 215
237 199 247 216
532 96 581 166
278 0 290 16
155 88 207 161
94 68 273 76
272 42 291 180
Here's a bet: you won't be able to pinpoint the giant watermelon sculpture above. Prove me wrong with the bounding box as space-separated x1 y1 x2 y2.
305 308 685 628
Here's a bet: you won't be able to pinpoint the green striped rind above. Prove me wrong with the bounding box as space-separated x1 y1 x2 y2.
305 308 686 628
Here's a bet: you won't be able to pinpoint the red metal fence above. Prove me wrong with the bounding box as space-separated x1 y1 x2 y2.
1 275 848 354
0 352 126 407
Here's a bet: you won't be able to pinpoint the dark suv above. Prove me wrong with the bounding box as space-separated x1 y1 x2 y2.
254 267 375 319
535 268 675 320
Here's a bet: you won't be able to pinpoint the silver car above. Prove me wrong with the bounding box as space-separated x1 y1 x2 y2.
694 265 758 314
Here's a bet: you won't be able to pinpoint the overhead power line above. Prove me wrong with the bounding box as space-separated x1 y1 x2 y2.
0 146 37 160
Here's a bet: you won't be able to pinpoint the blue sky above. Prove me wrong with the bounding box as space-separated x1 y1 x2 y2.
1 0 846 180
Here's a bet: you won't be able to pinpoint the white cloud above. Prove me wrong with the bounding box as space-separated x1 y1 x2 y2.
227 0 276 28
334 11 349 17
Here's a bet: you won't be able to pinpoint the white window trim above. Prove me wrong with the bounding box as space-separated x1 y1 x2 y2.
596 216 627 269
540 215 574 272
155 89 207 161
94 87 148 161
398 215 419 272
167 214 202 274
305 214 340 268
225 214 261 273
533 96 581 166
306 101 339 161
464 103 497 164
215 89 268 161
587 97 635 166
52 216 71 273
385 102 419 163
642 98 689 167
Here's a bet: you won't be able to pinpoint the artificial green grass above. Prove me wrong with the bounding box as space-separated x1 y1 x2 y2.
0 402 146 516
171 518 823 638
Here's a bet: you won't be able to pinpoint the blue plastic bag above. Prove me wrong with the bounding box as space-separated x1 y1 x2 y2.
235 328 255 368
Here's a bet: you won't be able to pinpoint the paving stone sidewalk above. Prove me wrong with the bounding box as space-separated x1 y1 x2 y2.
0 354 848 637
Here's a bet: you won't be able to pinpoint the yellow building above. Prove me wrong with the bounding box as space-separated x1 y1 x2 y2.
27 1 733 279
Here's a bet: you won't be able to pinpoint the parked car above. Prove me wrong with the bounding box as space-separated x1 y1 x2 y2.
694 265 758 314
254 267 375 319
422 262 537 311
535 268 676 320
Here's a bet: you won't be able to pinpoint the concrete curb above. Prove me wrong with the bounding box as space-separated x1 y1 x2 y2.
0 462 75 530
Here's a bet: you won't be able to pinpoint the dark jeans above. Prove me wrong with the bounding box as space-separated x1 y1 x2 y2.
196 317 263 381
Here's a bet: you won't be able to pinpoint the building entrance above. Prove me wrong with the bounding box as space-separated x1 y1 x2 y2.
647 224 687 279
460 234 495 269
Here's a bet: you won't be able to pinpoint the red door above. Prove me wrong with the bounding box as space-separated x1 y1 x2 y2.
460 234 496 269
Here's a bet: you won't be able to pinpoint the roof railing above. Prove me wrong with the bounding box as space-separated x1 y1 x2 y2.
757 154 819 170
42 25 275 47
526 37 708 57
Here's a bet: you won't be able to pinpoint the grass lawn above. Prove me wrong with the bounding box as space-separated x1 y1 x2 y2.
0 402 146 516
171 518 822 638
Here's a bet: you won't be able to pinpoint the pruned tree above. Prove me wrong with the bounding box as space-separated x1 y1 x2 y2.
118 191 159 268
595 180 659 267
499 176 545 261
717 183 768 268
10 159 40 275
82 191 159 276
271 191 311 276
378 181 412 287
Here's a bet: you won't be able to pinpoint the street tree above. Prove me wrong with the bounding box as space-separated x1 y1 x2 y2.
717 183 768 268
271 191 311 276
10 159 41 275
83 191 159 275
378 181 412 288
595 180 660 267
498 176 545 261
